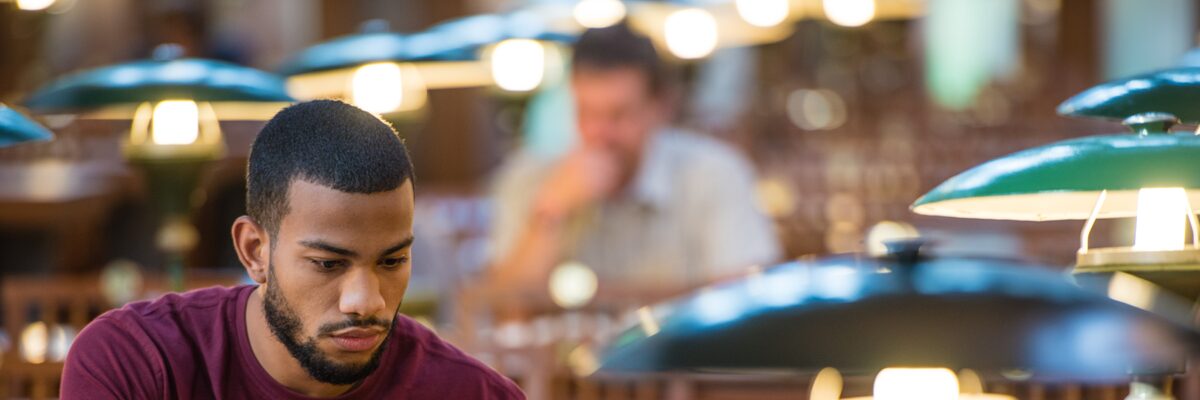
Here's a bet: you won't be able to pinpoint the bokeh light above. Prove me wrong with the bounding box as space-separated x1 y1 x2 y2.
490 39 547 92
736 0 789 28
823 0 875 27
664 8 719 60
574 0 626 28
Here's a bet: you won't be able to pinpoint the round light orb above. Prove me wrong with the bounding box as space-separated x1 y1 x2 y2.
736 0 790 28
664 8 719 60
351 62 405 114
16 0 55 11
786 89 847 131
548 260 599 309
824 0 875 27
19 321 49 364
150 100 200 145
574 0 627 28
491 39 547 92
874 368 959 400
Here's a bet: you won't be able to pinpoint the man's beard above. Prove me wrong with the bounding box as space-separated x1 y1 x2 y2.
262 265 394 385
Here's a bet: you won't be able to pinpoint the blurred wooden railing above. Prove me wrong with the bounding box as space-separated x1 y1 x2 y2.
0 272 239 400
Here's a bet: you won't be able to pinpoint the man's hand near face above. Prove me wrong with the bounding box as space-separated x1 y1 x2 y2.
532 146 621 222
487 145 622 312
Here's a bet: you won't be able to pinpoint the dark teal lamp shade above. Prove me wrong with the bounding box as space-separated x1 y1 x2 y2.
277 32 413 77
1057 67 1200 124
0 105 53 147
276 13 575 78
412 12 575 60
23 58 293 114
911 133 1200 221
598 252 1200 380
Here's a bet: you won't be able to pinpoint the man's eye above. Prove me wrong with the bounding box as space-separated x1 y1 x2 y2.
311 259 345 271
380 257 408 269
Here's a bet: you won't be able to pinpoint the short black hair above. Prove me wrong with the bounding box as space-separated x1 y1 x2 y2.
246 99 414 236
571 22 667 96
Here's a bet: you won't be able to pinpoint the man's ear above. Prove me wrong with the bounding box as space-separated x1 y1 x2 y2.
232 216 269 284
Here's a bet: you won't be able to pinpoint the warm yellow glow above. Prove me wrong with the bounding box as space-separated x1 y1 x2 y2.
20 321 49 364
1133 188 1188 251
351 62 405 114
636 306 661 336
866 221 920 257
567 344 600 376
824 0 875 27
874 368 959 400
957 369 984 394
549 261 599 309
736 0 790 27
150 100 200 145
490 39 546 92
664 8 719 60
755 178 797 217
810 367 844 400
574 0 627 28
16 0 55 10
1107 272 1159 312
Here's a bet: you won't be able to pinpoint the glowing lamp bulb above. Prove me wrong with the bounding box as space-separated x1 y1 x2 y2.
490 39 546 92
150 100 200 145
549 261 598 309
874 368 959 400
824 0 875 27
574 0 626 28
1133 188 1188 251
16 0 55 10
19 321 49 364
351 62 405 114
736 0 789 28
664 8 719 60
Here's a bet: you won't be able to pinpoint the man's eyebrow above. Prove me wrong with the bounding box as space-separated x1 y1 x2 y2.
379 236 415 258
299 240 358 257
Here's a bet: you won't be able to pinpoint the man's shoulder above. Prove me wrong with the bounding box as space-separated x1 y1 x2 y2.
391 316 525 397
99 285 246 330
657 129 748 166
68 285 248 368
654 129 756 186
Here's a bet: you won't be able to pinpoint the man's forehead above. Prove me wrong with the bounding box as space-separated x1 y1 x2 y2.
278 179 414 234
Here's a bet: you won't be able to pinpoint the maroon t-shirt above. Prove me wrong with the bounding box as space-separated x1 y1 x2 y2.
61 285 524 399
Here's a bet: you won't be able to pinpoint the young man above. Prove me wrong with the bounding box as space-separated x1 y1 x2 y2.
489 24 781 302
61 100 524 399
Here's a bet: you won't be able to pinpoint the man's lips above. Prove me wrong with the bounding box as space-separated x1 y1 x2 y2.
328 328 384 352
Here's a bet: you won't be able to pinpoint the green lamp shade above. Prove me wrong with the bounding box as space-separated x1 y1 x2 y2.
410 12 575 60
599 252 1200 379
277 13 575 77
277 32 413 76
1057 67 1200 124
23 58 293 113
911 133 1200 221
0 105 53 147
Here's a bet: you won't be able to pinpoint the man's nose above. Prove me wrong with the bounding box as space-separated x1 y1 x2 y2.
338 266 386 317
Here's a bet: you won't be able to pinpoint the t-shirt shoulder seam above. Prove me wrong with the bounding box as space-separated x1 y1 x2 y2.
92 313 168 395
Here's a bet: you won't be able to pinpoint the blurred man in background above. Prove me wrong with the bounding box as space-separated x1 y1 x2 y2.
488 23 780 307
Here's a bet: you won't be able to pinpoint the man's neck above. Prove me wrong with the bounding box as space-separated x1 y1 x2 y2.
245 286 355 397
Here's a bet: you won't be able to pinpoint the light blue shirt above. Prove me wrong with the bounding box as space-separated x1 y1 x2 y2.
490 129 782 287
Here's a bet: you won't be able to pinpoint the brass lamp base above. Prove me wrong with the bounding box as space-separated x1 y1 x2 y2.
1074 246 1200 299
